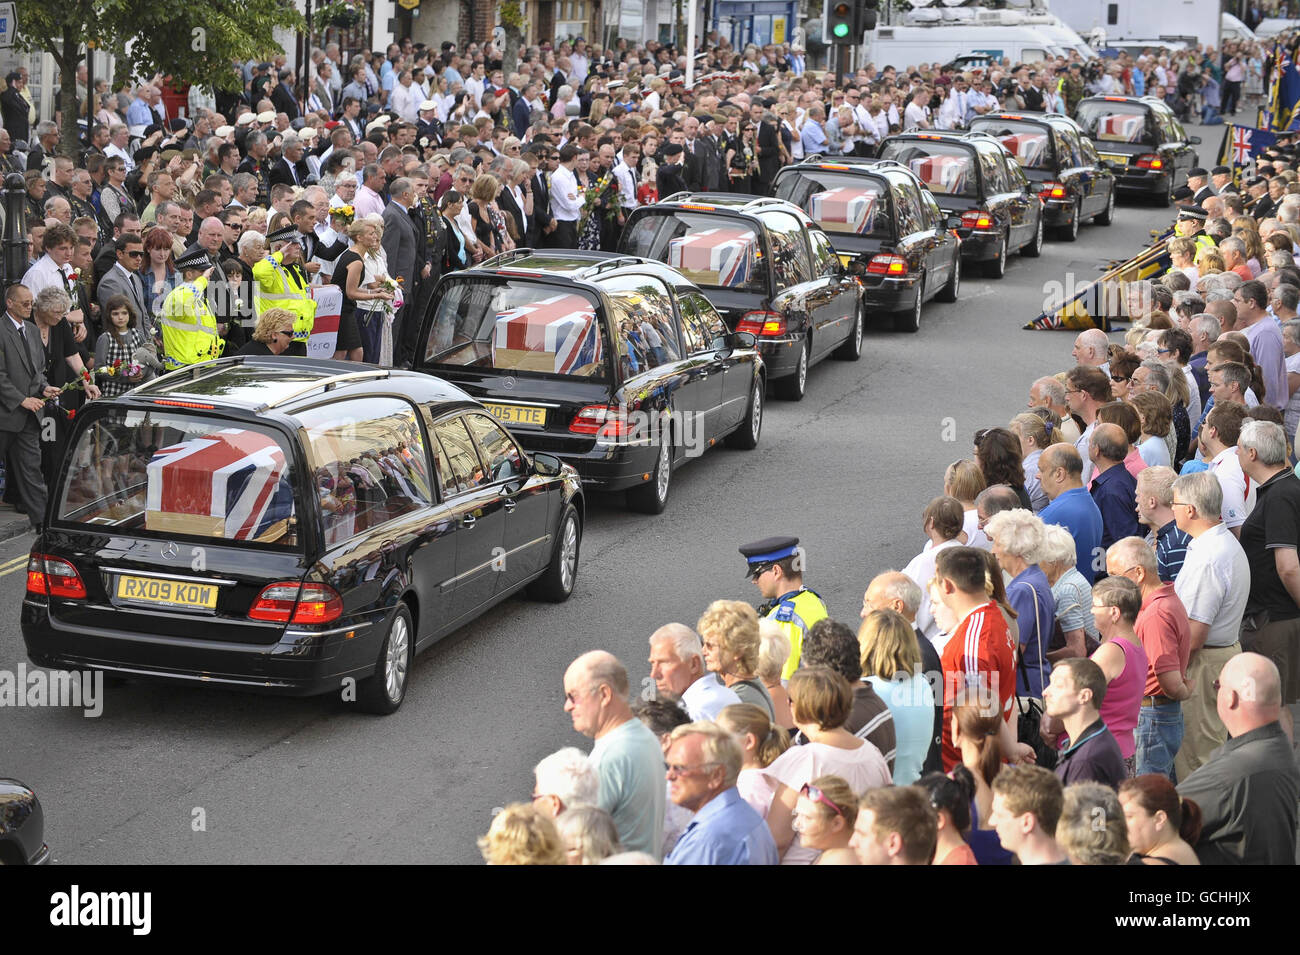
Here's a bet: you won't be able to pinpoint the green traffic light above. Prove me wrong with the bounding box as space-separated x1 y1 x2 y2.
833 22 850 37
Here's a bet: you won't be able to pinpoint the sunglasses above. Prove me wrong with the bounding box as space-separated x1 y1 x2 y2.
800 783 844 817
123 250 144 258
1110 374 1132 383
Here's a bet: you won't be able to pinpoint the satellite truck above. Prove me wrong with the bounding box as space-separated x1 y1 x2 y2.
1048 0 1252 51
864 0 1098 69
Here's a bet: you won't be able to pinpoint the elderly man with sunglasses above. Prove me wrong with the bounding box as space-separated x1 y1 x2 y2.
663 722 779 865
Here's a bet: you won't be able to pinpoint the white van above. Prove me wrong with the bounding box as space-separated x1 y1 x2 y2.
866 23 1068 68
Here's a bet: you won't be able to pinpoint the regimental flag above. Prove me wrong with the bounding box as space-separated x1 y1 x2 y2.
1267 36 1300 131
1218 124 1278 170
1023 239 1171 332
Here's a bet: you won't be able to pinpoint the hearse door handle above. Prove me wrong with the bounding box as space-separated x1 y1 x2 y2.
503 498 517 512
462 514 476 528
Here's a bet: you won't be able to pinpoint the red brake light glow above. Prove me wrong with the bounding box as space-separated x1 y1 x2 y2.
248 582 343 625
866 254 908 276
961 210 995 230
26 554 87 600
152 399 216 410
1135 154 1163 170
569 404 632 438
1039 182 1067 200
736 311 787 336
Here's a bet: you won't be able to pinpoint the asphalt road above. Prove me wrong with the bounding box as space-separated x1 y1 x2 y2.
0 126 1225 864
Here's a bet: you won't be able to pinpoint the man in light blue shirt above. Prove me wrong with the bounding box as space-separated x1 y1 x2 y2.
1038 443 1104 582
801 105 829 156
565 651 666 858
126 87 154 129
664 723 778 865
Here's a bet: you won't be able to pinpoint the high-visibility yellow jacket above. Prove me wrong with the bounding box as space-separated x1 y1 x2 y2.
160 276 224 370
253 251 316 343
764 587 830 682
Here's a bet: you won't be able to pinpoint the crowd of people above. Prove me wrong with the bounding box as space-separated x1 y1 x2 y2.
484 133 1300 865
0 30 1298 864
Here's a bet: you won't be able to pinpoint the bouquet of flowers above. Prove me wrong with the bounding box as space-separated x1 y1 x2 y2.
579 173 623 231
96 358 145 380
331 204 356 227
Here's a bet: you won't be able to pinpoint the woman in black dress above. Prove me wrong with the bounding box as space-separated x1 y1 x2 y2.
329 218 373 362
32 286 100 489
467 174 501 258
239 307 297 356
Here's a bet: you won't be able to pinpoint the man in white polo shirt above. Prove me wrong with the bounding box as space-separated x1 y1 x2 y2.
1171 472 1248 780
548 143 582 249
1199 400 1256 536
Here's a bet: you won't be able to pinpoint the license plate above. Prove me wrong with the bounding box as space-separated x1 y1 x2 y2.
116 575 218 610
1099 152 1129 165
483 402 547 427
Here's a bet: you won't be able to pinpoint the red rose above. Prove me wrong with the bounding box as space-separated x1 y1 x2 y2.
66 410 75 420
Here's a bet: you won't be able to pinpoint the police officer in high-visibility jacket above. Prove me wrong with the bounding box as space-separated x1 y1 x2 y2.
253 224 316 356
740 536 828 682
1173 205 1216 256
160 247 224 370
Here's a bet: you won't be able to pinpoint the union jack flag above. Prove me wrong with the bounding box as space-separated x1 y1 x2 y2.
1231 126 1253 165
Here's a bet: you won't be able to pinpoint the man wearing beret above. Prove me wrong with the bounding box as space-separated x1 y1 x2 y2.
1211 165 1238 195
740 536 828 681
656 142 688 199
1187 167 1215 207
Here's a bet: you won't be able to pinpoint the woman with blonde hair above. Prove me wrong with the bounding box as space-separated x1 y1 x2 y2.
1194 246 1225 277
478 802 565 865
941 459 989 549
698 599 774 719
340 215 393 364
858 609 933 784
763 667 892 863
791 775 860 865
718 702 791 817
555 806 622 865
1010 412 1055 512
756 619 794 729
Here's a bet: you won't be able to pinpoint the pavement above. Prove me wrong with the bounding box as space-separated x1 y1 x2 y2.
7 120 1295 864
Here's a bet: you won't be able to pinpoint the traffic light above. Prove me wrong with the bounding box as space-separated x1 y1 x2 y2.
828 0 855 42
861 0 879 32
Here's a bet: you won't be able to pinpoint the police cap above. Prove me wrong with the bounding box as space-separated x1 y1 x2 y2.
740 536 800 578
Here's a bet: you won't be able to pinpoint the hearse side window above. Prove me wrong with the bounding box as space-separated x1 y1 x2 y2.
811 231 840 276
679 291 728 350
465 413 528 483
602 273 682 376
758 211 812 287
433 416 488 494
297 397 433 545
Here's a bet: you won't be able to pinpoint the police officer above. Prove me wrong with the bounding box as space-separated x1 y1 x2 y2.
1174 204 1215 255
1187 167 1216 206
253 224 317 356
160 247 224 370
739 536 828 683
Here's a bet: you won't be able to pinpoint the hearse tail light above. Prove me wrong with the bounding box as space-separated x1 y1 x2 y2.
1135 154 1163 170
27 555 87 600
1039 182 1067 200
865 254 908 276
152 399 216 410
569 404 632 438
736 312 786 336
961 210 995 229
249 582 343 624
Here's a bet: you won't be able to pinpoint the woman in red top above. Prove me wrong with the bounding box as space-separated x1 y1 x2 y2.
918 768 979 865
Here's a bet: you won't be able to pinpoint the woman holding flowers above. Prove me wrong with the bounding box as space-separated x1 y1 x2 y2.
338 215 395 365
33 286 100 488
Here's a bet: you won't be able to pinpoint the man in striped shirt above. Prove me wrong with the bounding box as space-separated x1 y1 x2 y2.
1136 466 1190 582
933 547 1018 771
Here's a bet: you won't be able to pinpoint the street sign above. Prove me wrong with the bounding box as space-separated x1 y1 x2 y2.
0 3 16 50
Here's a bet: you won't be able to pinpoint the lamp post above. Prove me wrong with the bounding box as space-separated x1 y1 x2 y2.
2 172 29 290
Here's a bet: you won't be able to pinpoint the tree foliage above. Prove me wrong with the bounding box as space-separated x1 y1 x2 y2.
15 0 301 154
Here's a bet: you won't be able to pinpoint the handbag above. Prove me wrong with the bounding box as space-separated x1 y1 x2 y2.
1014 580 1058 769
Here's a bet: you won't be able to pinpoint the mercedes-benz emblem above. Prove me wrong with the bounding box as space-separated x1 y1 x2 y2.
161 542 179 560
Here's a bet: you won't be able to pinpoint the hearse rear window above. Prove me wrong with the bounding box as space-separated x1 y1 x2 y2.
970 120 1053 169
1076 102 1150 144
621 212 766 292
57 409 300 549
425 279 610 380
775 170 890 239
877 141 977 197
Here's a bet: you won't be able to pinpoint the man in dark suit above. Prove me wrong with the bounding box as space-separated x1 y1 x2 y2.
513 83 536 138
382 178 423 367
96 233 154 338
0 285 62 532
752 102 782 197
683 115 722 194
1 72 30 145
271 69 301 121
527 144 556 248
657 142 688 197
268 134 311 188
